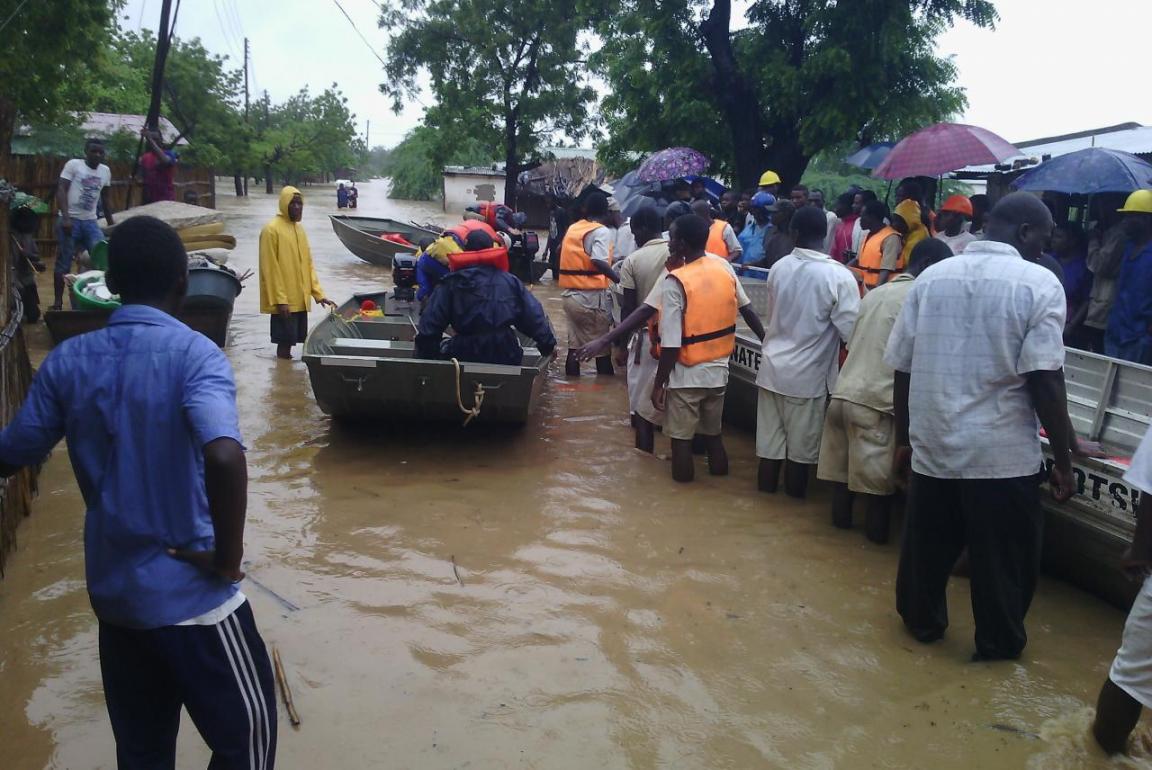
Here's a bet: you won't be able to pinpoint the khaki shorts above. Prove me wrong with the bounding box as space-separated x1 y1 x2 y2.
756 388 826 463
664 387 725 440
816 399 897 496
562 295 613 348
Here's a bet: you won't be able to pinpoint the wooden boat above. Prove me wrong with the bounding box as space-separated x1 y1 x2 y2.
44 266 243 348
329 215 441 266
722 272 1148 611
302 290 553 425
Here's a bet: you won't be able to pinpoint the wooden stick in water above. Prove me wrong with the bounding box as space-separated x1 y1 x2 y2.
451 555 464 586
272 646 301 727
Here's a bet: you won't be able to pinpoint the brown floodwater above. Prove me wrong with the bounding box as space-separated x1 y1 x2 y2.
1 181 1150 769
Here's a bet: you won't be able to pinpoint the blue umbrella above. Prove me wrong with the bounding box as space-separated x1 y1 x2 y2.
844 142 895 170
683 175 726 203
1012 147 1152 195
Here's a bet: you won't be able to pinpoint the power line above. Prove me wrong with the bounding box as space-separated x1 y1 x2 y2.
0 0 32 35
331 0 388 69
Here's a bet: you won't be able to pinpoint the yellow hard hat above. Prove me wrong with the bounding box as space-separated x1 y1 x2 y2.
758 170 781 187
1119 189 1152 214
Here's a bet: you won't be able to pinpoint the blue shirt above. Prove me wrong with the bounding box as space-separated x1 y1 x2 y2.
737 220 770 265
416 252 450 301
1106 241 1152 347
0 305 242 629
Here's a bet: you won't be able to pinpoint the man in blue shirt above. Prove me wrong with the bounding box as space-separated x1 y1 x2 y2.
736 192 775 266
1105 191 1152 365
0 216 276 769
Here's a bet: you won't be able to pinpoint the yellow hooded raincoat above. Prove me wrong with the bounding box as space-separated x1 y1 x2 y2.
259 186 326 313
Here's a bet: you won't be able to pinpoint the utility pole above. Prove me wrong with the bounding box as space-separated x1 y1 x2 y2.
264 89 273 195
243 38 250 120
366 120 370 148
240 37 250 196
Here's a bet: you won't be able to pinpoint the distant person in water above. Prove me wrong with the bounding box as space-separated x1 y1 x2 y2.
415 227 556 366
336 183 349 209
258 187 336 360
348 183 358 209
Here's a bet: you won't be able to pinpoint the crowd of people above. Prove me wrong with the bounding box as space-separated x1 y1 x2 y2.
7 145 1152 763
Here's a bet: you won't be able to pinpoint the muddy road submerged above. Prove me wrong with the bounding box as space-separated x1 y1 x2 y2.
0 182 1147 768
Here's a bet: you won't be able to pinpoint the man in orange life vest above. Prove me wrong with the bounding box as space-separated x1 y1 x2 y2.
653 214 765 483
690 199 742 262
847 200 903 290
559 192 620 376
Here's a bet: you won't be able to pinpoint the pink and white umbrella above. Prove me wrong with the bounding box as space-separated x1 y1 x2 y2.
872 123 1020 180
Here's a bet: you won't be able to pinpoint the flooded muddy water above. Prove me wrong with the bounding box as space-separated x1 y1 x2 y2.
0 181 1149 768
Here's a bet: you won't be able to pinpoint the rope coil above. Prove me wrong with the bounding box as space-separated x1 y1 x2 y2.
451 358 485 427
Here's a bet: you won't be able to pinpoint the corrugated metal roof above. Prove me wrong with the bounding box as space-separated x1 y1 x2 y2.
16 112 188 146
960 123 1152 174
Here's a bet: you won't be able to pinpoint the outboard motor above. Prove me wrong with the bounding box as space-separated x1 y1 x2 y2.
391 252 418 302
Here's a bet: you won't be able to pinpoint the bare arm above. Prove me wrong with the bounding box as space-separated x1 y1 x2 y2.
592 259 620 284
651 346 679 411
740 305 765 341
101 187 114 227
56 179 71 229
1027 368 1074 501
170 437 247 581
577 304 656 360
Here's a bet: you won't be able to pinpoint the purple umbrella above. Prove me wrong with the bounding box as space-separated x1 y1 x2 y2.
637 147 711 183
872 123 1019 180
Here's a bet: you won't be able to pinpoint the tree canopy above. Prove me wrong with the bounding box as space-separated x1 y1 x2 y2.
378 0 601 204
593 0 998 190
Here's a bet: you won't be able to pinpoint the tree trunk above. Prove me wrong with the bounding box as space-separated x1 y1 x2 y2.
264 165 273 195
233 173 244 197
763 135 809 195
503 113 519 207
700 0 768 191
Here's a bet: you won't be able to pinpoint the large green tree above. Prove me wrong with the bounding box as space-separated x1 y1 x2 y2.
251 85 362 192
594 0 997 190
0 0 116 159
382 124 496 200
378 0 600 204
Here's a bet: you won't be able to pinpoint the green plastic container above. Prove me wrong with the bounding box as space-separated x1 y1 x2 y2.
71 271 121 311
89 240 109 271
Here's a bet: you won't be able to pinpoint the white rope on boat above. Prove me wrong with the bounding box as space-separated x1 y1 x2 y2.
451 358 486 427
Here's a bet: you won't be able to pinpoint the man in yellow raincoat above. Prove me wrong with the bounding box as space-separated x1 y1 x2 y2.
259 187 335 359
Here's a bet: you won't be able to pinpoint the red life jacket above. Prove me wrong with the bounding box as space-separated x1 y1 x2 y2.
445 220 499 250
448 246 510 272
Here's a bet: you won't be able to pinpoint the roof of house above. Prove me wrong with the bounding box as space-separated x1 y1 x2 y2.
960 122 1152 174
16 112 188 146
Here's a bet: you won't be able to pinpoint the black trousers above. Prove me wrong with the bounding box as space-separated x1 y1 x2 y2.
896 472 1043 659
99 601 277 769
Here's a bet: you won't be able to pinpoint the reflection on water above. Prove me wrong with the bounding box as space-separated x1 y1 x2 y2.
0 180 1150 768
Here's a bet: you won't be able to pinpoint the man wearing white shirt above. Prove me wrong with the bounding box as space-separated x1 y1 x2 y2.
1094 425 1152 754
756 207 860 498
884 192 1075 662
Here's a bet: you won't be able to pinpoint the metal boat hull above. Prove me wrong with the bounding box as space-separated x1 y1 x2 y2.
329 216 441 266
303 292 552 425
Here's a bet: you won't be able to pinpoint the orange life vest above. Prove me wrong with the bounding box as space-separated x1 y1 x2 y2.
445 220 499 250
856 226 903 287
559 220 612 290
647 258 738 364
448 246 510 272
705 220 730 258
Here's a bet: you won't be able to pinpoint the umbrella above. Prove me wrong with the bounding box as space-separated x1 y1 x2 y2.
1011 148 1152 195
872 123 1019 180
844 142 895 170
636 147 710 183
683 175 726 202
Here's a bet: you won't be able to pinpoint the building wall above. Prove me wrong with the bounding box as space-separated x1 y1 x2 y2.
442 173 505 215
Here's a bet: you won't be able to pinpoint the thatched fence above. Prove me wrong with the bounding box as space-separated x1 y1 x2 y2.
0 181 36 577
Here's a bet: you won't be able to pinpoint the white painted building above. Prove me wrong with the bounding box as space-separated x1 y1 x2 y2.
442 165 506 214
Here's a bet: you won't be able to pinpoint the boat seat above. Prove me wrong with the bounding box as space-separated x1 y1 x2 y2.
330 337 415 358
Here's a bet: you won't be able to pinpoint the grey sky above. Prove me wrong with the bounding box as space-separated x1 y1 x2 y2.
119 0 1152 150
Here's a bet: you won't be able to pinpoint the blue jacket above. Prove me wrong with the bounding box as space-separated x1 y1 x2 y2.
416 266 556 365
1106 241 1152 347
416 252 450 301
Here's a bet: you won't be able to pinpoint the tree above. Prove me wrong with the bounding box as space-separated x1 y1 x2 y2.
378 0 600 205
594 0 997 190
0 0 116 161
251 86 361 192
382 124 495 201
